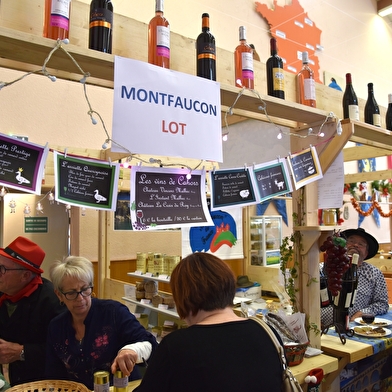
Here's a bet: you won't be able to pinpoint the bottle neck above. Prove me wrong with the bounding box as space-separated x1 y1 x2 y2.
239 27 246 42
202 15 210 31
367 84 374 96
155 0 164 13
345 73 352 85
270 38 277 56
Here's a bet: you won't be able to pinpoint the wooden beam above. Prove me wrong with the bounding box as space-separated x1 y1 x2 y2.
343 145 392 162
344 169 392 183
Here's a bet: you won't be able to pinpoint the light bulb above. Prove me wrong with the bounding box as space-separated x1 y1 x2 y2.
62 38 70 44
222 133 228 142
24 204 31 215
0 187 6 197
277 131 283 140
49 75 57 82
36 202 44 213
48 192 55 204
91 116 97 125
186 172 192 180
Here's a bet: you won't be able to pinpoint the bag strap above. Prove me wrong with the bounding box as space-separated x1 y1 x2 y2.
250 316 289 368
250 316 304 391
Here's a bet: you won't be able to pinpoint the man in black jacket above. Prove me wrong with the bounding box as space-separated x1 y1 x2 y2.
0 236 64 386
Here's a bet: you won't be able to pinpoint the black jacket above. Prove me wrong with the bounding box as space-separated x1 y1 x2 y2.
0 277 64 386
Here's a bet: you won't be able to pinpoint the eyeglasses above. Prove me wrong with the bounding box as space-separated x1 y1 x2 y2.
60 286 93 301
346 239 368 248
0 265 26 275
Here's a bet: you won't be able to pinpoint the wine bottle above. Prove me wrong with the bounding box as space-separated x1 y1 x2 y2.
364 83 381 127
296 51 316 107
43 0 71 40
266 37 285 99
88 0 114 54
386 94 392 131
350 253 359 307
234 26 254 89
320 266 330 308
148 0 170 68
196 13 216 81
342 73 359 120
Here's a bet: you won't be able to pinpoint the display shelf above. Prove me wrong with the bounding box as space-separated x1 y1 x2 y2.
122 296 179 319
127 271 171 284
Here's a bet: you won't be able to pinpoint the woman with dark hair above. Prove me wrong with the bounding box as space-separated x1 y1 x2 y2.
134 252 283 392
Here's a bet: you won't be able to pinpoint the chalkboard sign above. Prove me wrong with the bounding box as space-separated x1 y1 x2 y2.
287 146 323 189
130 166 212 230
252 159 292 202
54 152 119 211
0 133 48 194
209 168 257 211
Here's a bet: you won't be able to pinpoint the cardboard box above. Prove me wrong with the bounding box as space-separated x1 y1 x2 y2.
235 285 262 300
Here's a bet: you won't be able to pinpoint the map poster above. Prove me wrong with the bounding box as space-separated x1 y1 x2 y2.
209 167 258 211
0 133 48 194
130 166 212 230
252 159 292 202
287 146 323 189
54 151 119 211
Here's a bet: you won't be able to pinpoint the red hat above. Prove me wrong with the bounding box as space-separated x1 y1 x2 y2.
0 236 45 274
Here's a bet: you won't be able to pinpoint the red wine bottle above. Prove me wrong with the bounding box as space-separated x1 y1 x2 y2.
196 13 216 81
364 83 381 126
234 26 254 89
320 266 330 308
386 94 392 131
148 0 170 68
89 0 113 53
342 73 359 120
350 254 359 307
43 0 71 40
296 51 316 107
266 37 284 99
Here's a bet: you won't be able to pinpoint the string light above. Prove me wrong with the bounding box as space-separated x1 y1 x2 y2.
9 199 16 213
0 187 7 198
222 133 229 141
48 192 55 204
36 202 44 214
23 204 31 216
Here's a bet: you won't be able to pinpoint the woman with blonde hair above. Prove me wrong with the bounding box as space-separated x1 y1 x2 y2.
45 256 157 389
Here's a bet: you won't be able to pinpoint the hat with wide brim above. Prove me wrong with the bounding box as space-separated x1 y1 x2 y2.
341 228 379 260
236 275 254 288
0 236 45 274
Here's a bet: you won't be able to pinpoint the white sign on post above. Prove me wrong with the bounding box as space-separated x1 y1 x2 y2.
112 56 223 162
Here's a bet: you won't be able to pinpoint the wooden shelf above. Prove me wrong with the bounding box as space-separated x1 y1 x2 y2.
122 296 179 319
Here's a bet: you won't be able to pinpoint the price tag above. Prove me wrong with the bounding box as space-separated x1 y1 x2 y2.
145 272 153 277
140 299 151 305
134 271 143 275
159 274 169 280
134 313 142 318
158 304 169 310
164 320 174 326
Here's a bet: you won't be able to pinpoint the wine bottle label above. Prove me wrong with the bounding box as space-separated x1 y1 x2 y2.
241 52 254 79
197 42 216 60
320 288 329 306
373 113 381 127
50 0 71 30
90 8 113 29
156 26 170 58
304 78 316 100
352 289 357 305
272 68 284 91
348 105 359 121
344 292 352 308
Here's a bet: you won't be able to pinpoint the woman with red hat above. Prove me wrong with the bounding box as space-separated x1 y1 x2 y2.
0 236 64 386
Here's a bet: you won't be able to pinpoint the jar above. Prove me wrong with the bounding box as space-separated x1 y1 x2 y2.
113 370 128 392
322 209 337 226
136 252 147 273
94 371 109 392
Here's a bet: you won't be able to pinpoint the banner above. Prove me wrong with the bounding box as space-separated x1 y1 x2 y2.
0 133 48 195
130 166 213 230
53 152 119 211
112 56 223 162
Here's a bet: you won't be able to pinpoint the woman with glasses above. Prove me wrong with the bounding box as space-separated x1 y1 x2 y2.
44 256 158 389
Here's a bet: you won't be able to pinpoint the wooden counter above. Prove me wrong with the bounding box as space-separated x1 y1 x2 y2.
124 355 338 390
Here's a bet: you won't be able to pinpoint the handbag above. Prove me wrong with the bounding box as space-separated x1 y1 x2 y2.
251 316 304 392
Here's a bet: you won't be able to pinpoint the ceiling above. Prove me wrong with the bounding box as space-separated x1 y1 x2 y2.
377 0 392 23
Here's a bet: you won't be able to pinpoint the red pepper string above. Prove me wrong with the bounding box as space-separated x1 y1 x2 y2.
350 198 392 218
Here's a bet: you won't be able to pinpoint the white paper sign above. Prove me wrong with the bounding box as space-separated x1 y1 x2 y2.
112 56 223 162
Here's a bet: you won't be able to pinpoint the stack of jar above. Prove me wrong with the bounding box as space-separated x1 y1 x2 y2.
136 252 180 276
